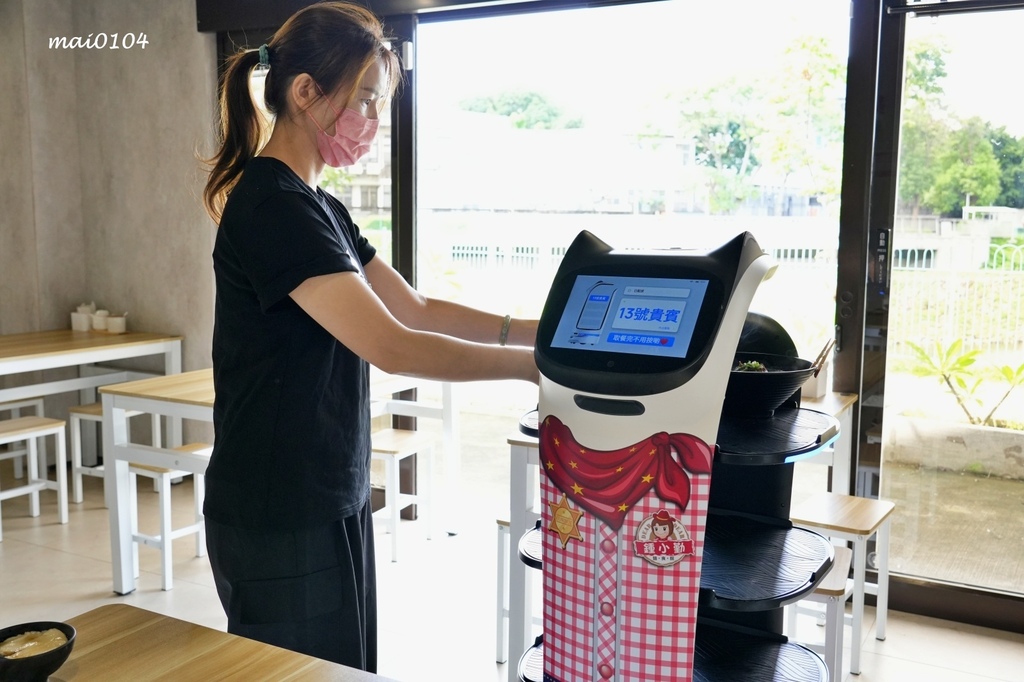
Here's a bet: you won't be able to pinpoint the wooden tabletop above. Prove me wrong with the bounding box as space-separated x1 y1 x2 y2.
99 368 214 407
800 391 858 419
791 492 896 535
95 368 443 410
0 329 182 362
59 604 401 681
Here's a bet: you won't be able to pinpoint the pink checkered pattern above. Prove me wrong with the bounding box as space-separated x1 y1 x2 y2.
618 479 710 681
542 476 596 682
541 459 712 682
593 522 619 674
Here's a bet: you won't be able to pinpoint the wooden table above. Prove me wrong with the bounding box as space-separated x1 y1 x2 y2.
0 329 182 466
58 604 400 680
101 368 457 594
101 370 215 595
0 329 182 404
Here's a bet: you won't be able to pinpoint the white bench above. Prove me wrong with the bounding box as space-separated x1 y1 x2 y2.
0 416 68 540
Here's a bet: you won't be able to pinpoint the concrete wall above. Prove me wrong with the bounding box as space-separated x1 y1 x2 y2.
0 0 217 435
2 0 216 363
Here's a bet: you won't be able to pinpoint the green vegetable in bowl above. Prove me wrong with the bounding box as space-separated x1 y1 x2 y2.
735 360 768 372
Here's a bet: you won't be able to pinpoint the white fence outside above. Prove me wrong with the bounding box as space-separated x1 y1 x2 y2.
411 210 1024 365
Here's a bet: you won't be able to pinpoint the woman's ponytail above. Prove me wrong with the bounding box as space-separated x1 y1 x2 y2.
200 2 402 224
202 48 265 223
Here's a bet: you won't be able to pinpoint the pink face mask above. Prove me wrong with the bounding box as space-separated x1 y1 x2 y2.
307 84 379 168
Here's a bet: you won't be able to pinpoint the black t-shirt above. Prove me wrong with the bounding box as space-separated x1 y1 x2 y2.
205 156 377 529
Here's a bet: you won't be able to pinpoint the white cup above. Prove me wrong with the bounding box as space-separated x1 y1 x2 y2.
106 316 127 334
92 310 110 330
801 360 830 399
71 312 92 332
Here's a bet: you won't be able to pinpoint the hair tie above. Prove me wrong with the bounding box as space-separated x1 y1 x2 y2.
258 44 270 67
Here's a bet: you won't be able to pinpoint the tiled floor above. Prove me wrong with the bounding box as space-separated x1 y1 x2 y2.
2 409 1024 681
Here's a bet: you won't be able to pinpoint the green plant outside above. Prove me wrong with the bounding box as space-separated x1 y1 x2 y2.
906 339 1024 428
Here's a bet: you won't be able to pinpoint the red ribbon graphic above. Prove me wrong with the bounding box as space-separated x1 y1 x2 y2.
539 415 713 530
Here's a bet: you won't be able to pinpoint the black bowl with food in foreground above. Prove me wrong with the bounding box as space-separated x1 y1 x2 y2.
0 621 76 682
723 352 816 417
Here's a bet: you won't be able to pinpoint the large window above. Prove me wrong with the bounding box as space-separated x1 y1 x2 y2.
414 0 850 432
877 6 1024 598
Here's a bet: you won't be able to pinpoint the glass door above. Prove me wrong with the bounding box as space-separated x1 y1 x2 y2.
413 0 851 509
880 7 1024 595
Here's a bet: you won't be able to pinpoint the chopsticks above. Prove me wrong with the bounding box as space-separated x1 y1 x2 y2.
811 339 836 377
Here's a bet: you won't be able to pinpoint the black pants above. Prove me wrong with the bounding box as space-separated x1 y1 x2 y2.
205 499 377 671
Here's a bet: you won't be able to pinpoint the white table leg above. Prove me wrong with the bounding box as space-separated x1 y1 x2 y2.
833 407 853 494
825 594 843 680
164 348 182 448
27 439 40 517
876 519 890 641
54 429 68 524
496 521 509 664
851 534 866 675
441 382 460 534
104 393 136 595
508 440 537 682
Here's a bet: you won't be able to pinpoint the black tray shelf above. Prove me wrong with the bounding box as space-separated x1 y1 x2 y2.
716 407 839 465
699 511 834 612
518 521 543 570
518 512 834 612
693 619 829 682
518 623 828 682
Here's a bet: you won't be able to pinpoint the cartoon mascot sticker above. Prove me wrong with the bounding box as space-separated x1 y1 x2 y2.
633 508 695 567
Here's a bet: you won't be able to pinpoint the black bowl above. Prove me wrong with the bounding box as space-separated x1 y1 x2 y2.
724 352 815 417
0 621 76 682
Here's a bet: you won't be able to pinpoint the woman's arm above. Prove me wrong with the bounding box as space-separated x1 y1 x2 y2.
363 258 539 347
289 268 538 384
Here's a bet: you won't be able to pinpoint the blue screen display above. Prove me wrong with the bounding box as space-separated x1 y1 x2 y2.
549 275 710 359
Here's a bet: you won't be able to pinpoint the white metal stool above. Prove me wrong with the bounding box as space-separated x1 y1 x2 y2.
129 442 211 591
0 416 69 541
0 398 46 480
787 544 853 681
371 428 433 562
69 402 161 504
791 492 896 675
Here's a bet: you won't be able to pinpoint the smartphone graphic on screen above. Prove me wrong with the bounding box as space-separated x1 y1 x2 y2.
576 282 616 330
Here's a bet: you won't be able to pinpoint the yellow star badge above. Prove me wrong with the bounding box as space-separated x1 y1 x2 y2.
548 494 584 549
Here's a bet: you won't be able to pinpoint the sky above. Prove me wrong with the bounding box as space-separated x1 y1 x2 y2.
417 0 851 132
416 0 1022 136
908 10 1024 135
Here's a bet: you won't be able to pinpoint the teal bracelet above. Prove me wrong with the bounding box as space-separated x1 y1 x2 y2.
499 314 512 346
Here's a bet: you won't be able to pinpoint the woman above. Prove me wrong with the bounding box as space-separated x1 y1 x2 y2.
200 2 538 671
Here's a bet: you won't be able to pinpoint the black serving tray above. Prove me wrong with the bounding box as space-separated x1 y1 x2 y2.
518 521 543 571
517 511 833 611
694 619 828 682
716 407 839 465
699 511 834 612
517 635 543 682
517 625 827 682
519 408 539 438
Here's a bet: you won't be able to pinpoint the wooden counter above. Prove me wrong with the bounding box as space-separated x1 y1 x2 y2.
59 604 401 680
